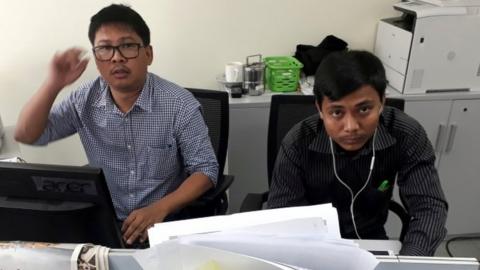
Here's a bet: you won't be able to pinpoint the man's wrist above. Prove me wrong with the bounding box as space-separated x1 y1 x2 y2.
151 200 171 223
42 77 65 96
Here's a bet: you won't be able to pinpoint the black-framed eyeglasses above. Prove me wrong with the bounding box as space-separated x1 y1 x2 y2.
92 43 145 61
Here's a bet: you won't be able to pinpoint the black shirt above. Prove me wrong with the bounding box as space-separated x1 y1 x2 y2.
267 106 448 256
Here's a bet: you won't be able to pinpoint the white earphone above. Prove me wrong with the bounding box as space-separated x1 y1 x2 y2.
329 129 377 239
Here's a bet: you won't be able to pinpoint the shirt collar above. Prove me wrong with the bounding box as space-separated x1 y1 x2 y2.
308 119 331 153
308 115 397 155
92 79 109 108
133 73 153 112
92 73 153 113
374 115 397 150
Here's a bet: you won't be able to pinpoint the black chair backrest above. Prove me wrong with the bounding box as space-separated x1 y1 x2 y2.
385 98 405 111
185 88 229 176
267 95 317 182
267 95 405 186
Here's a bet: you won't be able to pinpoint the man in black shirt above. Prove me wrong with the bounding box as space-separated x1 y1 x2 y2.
267 50 448 256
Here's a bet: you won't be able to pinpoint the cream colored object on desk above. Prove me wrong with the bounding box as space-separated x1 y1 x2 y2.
0 126 21 160
0 114 4 151
224 61 244 83
0 115 20 160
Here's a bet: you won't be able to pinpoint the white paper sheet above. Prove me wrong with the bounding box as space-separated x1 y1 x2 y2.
148 203 340 246
133 241 299 270
178 232 378 270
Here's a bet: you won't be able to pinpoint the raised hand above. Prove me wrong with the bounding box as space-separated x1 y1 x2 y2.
47 47 89 92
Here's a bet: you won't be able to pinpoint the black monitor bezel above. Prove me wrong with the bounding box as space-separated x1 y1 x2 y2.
0 161 124 248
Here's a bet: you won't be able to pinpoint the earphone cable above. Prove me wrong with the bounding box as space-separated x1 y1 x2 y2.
329 129 377 239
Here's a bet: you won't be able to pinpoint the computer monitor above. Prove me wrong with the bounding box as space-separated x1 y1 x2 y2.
0 162 124 248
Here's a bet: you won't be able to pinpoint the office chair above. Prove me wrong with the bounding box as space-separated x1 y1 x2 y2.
183 88 234 217
239 94 410 241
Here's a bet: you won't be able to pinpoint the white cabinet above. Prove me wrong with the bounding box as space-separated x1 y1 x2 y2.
228 98 271 213
405 98 480 235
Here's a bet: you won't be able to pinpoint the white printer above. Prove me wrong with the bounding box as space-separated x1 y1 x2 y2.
374 0 480 94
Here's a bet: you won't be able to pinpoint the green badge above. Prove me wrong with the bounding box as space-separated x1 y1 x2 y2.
378 180 390 192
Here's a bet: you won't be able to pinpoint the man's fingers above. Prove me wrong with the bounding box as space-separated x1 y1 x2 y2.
123 220 139 237
121 214 135 232
66 47 86 61
125 222 149 245
78 58 90 69
126 231 140 245
124 219 152 245
122 215 146 243
71 58 89 78
139 231 149 243
123 224 139 244
54 48 87 68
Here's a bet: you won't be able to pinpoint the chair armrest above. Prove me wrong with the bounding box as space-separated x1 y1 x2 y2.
389 200 410 242
239 191 269 212
190 174 234 207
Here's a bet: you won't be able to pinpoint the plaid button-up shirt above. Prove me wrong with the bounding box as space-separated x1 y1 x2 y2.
35 73 218 220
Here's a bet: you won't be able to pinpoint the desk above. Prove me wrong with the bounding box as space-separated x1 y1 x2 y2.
1 241 478 270
355 239 402 255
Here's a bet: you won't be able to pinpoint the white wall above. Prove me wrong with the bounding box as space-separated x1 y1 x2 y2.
0 0 399 165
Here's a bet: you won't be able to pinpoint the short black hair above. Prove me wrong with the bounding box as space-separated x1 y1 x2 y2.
88 4 150 46
313 50 387 106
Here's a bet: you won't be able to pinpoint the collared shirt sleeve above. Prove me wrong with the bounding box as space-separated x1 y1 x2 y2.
397 121 448 256
267 138 308 208
175 104 219 186
34 91 83 145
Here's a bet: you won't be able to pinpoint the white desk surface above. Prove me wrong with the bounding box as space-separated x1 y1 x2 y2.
229 90 302 108
227 87 480 108
355 239 402 255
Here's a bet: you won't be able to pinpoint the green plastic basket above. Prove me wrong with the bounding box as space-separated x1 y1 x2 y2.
264 56 303 92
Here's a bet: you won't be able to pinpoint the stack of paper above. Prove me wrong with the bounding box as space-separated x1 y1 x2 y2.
148 203 340 244
146 204 379 270
134 242 302 270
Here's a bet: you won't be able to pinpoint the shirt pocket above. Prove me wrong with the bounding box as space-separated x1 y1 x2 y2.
146 143 179 180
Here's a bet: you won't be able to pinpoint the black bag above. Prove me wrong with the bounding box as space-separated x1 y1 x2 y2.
294 35 348 76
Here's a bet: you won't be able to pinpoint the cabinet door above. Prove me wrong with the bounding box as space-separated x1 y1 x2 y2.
228 105 270 213
437 99 480 234
385 100 451 237
404 100 452 167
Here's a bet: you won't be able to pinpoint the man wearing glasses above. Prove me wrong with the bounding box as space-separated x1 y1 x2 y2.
14 4 218 247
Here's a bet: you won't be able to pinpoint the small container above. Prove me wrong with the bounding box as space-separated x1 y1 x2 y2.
243 54 265 96
230 85 243 98
216 73 243 97
264 56 303 92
